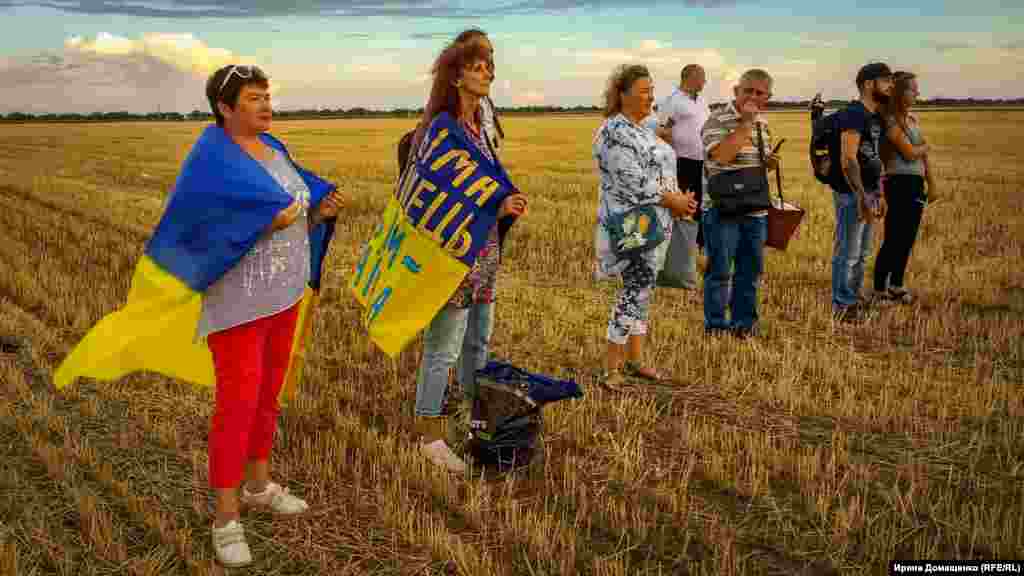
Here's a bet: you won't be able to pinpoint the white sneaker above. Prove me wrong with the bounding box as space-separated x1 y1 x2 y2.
420 439 467 473
212 520 252 568
241 482 309 515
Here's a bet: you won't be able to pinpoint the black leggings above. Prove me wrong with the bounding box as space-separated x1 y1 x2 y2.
874 174 926 291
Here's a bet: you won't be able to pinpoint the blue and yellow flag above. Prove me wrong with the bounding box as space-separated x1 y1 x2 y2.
351 112 516 357
54 125 337 403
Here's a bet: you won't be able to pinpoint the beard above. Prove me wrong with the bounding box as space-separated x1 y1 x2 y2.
873 89 890 104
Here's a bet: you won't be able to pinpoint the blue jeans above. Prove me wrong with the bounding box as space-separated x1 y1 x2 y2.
831 191 874 308
414 302 494 417
701 208 767 331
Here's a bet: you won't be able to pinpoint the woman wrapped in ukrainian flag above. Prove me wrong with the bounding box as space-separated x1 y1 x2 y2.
54 64 343 568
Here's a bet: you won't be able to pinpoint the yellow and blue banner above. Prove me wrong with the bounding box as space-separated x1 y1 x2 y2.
54 125 336 404
352 112 516 357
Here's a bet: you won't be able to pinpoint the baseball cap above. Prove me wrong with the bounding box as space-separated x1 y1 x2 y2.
856 62 892 87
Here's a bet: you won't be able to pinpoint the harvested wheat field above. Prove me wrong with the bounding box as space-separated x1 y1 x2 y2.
0 110 1021 575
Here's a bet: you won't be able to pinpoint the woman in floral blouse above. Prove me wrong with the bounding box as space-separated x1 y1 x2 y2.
594 64 696 388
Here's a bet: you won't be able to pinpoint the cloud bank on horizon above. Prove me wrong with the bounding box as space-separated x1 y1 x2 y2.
0 0 737 19
1 0 1022 114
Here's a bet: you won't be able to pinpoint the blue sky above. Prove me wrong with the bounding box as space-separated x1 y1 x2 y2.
1 0 1021 113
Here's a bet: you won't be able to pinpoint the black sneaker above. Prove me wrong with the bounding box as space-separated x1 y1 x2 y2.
887 287 914 304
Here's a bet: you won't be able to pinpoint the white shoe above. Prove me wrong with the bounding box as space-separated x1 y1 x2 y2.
212 520 252 568
420 439 467 473
241 482 309 515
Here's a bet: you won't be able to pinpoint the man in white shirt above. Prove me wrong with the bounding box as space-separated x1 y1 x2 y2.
657 64 710 247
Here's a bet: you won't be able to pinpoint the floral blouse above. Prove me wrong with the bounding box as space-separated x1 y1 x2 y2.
593 113 675 279
448 117 502 308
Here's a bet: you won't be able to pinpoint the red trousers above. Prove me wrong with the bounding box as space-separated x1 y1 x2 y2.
207 302 300 489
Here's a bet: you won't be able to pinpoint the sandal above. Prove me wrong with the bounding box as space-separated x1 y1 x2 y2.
622 361 665 382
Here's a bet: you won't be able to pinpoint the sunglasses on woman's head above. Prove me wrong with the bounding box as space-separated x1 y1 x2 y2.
218 65 266 96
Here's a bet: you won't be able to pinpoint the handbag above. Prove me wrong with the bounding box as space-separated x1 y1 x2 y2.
763 136 806 251
603 203 665 260
706 123 772 218
655 217 698 289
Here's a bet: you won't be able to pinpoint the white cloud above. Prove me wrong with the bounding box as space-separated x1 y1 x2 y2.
0 49 207 114
0 32 272 114
562 40 734 103
66 31 240 76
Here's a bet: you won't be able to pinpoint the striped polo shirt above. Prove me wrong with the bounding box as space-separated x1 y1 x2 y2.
701 102 773 213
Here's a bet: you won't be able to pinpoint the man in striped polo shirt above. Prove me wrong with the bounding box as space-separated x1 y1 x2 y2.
700 69 779 339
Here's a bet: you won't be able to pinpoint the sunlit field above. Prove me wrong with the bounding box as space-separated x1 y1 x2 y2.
0 110 1021 575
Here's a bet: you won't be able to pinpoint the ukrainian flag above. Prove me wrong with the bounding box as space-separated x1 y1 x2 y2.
352 112 516 357
54 125 337 404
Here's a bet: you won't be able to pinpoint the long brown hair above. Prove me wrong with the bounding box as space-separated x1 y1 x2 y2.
887 71 917 128
410 32 494 153
880 71 917 163
454 28 487 44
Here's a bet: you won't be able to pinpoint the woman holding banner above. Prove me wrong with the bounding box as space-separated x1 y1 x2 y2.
406 28 505 166
594 64 697 388
54 64 343 568
404 28 511 415
408 38 527 473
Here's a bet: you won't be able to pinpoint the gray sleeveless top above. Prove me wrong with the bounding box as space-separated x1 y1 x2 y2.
887 115 925 177
196 149 312 340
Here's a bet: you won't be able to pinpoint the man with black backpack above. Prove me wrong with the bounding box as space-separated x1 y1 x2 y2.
818 62 893 323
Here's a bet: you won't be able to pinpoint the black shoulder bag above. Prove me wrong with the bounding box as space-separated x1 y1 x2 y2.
707 122 772 218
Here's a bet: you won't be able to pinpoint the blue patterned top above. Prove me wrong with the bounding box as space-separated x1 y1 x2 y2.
593 113 674 279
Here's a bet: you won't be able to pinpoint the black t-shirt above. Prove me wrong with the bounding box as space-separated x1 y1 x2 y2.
833 100 884 194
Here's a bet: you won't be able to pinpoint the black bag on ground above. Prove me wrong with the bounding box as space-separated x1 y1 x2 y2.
452 360 583 473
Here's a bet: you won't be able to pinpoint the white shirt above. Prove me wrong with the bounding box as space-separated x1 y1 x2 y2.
657 88 710 161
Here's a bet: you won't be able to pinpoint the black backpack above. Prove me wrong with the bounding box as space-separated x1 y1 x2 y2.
451 360 583 474
397 129 415 173
809 109 842 186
